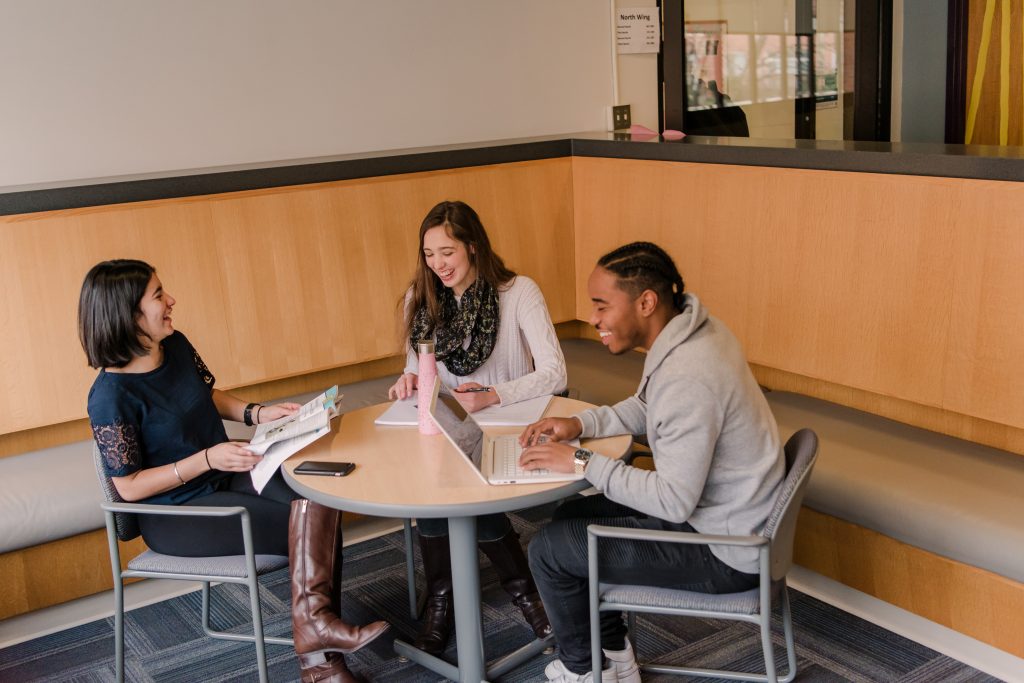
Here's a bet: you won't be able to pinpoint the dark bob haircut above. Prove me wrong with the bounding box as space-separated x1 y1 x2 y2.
78 259 156 369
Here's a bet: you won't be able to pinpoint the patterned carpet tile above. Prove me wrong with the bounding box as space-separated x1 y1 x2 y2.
0 508 1003 683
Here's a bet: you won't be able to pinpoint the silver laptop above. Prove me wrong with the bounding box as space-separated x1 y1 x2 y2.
428 378 583 486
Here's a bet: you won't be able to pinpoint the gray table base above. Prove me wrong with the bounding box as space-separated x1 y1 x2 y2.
393 516 554 682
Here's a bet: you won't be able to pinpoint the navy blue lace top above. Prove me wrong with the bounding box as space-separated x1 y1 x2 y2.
88 331 231 505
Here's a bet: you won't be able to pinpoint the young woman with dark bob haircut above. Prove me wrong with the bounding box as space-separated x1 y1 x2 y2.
80 259 388 683
388 200 566 655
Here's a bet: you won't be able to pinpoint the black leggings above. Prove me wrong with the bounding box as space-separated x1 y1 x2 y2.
139 470 302 557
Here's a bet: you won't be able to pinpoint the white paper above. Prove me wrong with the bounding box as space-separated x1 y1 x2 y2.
247 385 340 491
373 396 419 426
249 424 331 493
471 394 551 426
250 387 340 454
616 7 660 54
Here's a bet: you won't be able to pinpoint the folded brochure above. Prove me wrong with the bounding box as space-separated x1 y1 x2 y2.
249 386 341 493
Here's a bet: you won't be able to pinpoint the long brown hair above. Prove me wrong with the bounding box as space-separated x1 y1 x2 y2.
402 200 516 341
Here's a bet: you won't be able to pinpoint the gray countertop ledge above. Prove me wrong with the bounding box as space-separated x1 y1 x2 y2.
2 132 1021 216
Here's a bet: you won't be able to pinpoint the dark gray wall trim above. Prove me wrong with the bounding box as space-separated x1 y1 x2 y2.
0 138 571 217
570 137 1024 182
2 134 1021 217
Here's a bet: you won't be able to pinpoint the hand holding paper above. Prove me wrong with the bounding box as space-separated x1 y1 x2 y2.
248 386 342 492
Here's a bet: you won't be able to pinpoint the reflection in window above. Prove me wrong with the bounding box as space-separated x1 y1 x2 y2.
684 30 840 108
674 0 854 141
755 34 785 103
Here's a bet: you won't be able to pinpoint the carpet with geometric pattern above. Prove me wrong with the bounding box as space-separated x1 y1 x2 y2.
0 502 1002 682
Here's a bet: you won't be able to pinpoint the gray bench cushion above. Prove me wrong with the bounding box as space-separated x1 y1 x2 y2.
767 391 1024 584
0 441 104 553
0 374 394 554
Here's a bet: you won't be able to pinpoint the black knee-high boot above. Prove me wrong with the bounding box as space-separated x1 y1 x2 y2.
414 533 455 655
478 529 552 639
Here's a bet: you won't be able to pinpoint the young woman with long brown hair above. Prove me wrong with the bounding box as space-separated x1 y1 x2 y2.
388 200 566 655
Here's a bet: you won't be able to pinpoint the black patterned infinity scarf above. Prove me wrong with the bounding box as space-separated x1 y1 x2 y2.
410 279 499 376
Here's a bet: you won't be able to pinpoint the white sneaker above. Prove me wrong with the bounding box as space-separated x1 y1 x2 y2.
603 638 641 683
544 658 618 682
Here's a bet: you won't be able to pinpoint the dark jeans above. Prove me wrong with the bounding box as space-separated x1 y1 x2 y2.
528 495 759 674
415 512 512 541
140 469 302 557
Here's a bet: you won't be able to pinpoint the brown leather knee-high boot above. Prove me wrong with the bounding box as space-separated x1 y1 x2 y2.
478 529 552 640
290 500 390 681
413 533 455 655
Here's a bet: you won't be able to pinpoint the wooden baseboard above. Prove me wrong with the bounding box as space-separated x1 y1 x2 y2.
0 530 147 620
794 507 1024 658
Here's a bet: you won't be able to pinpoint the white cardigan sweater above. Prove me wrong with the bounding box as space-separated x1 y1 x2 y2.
403 275 566 406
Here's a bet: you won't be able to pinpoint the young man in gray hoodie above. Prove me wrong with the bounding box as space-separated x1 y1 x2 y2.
519 242 784 683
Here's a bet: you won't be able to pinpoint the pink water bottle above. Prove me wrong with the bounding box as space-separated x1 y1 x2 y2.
417 340 440 435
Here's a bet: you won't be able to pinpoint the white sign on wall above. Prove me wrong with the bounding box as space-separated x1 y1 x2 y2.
616 7 659 54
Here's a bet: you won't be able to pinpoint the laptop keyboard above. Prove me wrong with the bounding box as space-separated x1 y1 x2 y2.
493 437 550 477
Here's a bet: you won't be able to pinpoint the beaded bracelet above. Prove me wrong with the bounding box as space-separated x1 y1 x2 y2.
243 402 258 426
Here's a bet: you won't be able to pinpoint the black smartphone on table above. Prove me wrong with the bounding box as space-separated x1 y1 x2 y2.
294 461 356 477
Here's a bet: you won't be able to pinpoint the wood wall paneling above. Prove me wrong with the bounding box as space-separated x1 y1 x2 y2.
965 0 1024 145
0 159 574 435
0 531 147 620
795 507 1024 657
571 157 1024 434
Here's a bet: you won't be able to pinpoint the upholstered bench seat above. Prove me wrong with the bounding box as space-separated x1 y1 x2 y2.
767 391 1024 584
0 442 106 553
0 375 395 556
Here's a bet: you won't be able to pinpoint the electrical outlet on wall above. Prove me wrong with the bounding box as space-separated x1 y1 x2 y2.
606 104 632 131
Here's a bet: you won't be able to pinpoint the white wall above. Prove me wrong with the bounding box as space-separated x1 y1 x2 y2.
0 0 616 187
615 0 660 131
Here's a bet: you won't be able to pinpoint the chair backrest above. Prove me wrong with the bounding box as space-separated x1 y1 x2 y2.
761 428 818 582
91 441 141 541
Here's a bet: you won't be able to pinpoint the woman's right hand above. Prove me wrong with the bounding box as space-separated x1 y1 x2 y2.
207 441 262 472
388 373 418 400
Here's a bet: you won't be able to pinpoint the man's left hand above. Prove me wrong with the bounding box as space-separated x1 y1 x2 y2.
519 441 578 473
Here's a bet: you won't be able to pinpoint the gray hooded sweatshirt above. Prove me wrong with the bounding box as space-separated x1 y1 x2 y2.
578 293 784 574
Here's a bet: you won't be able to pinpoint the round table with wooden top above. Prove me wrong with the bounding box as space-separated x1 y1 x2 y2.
283 396 632 683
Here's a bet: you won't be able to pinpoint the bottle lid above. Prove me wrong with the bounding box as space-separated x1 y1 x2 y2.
416 340 435 354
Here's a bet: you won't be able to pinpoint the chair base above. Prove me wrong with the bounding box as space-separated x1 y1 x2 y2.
200 580 295 647
640 662 795 683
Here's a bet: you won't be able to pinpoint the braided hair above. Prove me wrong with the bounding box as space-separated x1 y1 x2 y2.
597 242 685 312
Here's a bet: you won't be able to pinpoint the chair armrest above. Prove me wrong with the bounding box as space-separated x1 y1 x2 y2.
586 524 773 603
587 524 767 548
101 501 249 519
101 502 260 563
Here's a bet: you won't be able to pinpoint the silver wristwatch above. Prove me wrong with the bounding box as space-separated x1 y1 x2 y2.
573 447 594 470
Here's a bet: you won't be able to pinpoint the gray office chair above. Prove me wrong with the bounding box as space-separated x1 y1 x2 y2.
93 444 293 683
587 428 818 683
